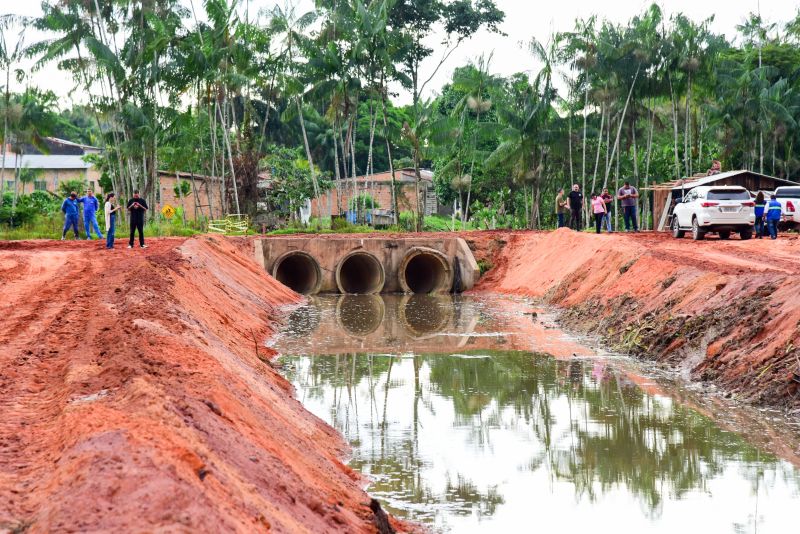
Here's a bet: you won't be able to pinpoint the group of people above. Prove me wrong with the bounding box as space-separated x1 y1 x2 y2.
556 182 641 234
60 189 150 249
754 192 783 240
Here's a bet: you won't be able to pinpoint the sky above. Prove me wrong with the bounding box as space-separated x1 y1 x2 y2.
2 0 798 108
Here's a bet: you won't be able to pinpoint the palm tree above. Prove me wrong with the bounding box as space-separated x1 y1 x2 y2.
0 17 25 207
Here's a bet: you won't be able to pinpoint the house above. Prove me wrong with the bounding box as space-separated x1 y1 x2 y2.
309 168 444 218
649 170 800 231
1 137 104 194
156 170 225 220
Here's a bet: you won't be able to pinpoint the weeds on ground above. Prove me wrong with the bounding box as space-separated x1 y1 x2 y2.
0 211 206 240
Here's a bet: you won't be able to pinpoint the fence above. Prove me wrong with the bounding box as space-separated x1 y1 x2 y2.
208 214 250 235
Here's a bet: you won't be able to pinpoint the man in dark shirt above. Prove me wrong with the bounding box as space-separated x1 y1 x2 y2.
567 184 584 231
127 190 149 249
617 181 640 232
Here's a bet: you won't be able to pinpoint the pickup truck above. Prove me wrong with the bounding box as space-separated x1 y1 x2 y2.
774 186 800 230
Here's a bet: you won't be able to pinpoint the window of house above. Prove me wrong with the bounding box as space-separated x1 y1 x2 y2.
34 180 47 191
89 181 96 190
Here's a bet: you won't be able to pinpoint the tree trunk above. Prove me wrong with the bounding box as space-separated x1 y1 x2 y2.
684 72 691 178
590 103 605 202
603 64 641 187
296 98 321 220
0 65 8 207
581 83 588 224
668 73 681 179
380 90 399 224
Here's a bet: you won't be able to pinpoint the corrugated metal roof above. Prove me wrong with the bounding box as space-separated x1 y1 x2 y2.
668 170 798 190
1 154 91 170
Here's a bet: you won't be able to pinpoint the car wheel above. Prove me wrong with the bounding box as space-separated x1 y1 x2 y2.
692 218 705 241
672 218 685 238
740 228 752 240
718 231 731 240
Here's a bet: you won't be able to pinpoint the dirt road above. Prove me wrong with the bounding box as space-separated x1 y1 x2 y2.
0 237 406 533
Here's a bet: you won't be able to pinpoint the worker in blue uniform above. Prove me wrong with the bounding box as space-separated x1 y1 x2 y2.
78 189 104 240
765 194 782 240
60 191 81 240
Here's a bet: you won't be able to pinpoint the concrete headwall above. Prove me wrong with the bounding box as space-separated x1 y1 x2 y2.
254 236 480 294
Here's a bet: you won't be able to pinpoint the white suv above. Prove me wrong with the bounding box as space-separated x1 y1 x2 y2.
774 186 800 230
671 186 755 240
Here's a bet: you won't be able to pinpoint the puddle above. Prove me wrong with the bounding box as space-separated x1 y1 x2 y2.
273 295 800 533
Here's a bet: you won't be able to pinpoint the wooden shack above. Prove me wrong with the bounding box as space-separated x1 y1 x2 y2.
648 170 800 231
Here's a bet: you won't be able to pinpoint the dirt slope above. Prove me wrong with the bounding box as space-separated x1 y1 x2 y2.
0 236 404 533
474 229 800 409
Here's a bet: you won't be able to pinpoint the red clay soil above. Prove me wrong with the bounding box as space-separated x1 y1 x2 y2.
0 236 409 533
473 228 800 410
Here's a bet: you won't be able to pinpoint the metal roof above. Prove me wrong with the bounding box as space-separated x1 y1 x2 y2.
44 136 101 151
668 170 799 191
1 154 91 170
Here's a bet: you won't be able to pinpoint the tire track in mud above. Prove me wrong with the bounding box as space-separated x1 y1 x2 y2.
0 249 98 523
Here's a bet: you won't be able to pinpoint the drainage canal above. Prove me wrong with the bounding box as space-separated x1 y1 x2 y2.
336 251 385 294
272 252 322 295
274 295 800 532
400 248 452 294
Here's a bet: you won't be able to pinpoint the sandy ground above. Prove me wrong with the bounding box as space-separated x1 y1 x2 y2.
0 236 406 533
472 228 800 409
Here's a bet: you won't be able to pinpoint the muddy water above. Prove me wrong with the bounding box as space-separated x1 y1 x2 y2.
272 295 800 533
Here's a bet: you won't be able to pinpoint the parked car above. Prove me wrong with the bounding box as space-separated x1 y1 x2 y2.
671 186 755 240
774 186 800 230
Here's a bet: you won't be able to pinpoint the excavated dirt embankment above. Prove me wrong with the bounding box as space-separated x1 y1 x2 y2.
474 228 800 410
0 236 405 533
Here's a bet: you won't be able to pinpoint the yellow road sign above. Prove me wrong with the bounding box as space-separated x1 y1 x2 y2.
162 204 176 219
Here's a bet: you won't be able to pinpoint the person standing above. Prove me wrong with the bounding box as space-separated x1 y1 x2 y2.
601 187 613 232
591 192 607 234
617 181 640 232
568 184 584 231
555 188 568 228
753 191 766 239
127 190 149 249
78 189 103 240
61 191 81 240
765 194 782 240
104 192 122 249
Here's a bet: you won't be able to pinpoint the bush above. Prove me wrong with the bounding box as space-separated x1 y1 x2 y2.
348 193 379 210
0 191 61 227
58 178 88 197
398 211 416 231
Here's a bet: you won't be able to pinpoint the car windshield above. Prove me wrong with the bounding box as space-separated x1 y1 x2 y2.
775 187 800 198
706 189 750 201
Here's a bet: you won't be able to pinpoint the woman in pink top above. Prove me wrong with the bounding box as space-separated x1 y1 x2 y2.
591 192 607 234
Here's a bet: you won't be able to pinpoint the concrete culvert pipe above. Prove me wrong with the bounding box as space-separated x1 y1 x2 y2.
400 248 452 294
272 252 322 295
336 251 385 294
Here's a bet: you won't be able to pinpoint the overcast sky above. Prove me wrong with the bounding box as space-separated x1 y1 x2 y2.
3 0 798 108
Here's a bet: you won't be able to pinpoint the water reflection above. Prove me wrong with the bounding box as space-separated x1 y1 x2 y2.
275 296 800 533
336 295 385 337
399 295 454 338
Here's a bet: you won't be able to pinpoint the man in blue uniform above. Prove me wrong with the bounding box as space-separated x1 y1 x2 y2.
78 189 104 240
60 191 80 240
765 194 782 240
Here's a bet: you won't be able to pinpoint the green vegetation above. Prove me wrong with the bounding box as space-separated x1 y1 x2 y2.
2 2 800 237
0 191 204 240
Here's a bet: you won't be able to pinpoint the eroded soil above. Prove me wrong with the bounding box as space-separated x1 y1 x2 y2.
473 229 800 411
0 236 408 533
